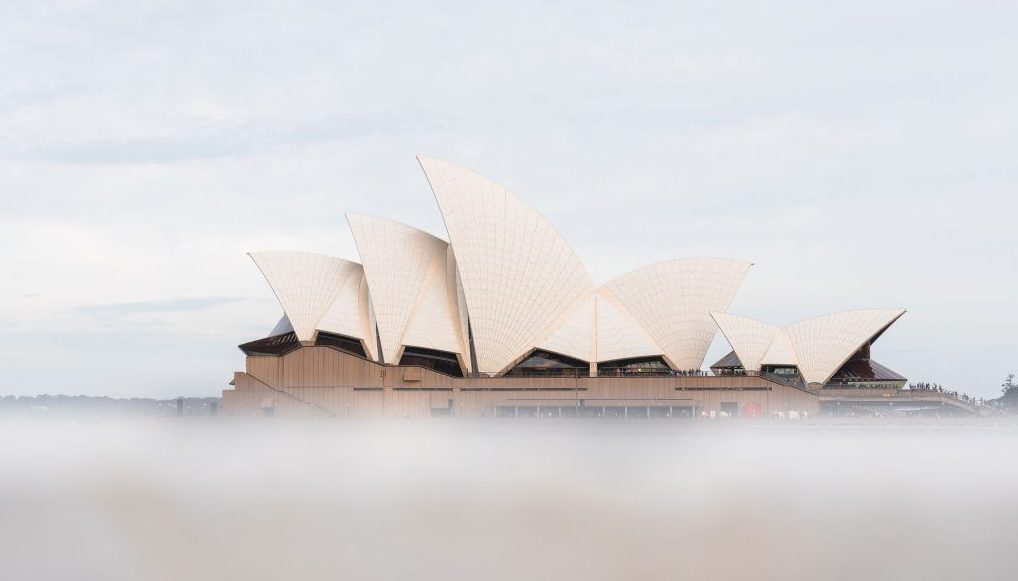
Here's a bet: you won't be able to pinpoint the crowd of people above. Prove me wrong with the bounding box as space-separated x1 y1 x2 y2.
908 382 985 406
675 369 710 377
597 368 705 377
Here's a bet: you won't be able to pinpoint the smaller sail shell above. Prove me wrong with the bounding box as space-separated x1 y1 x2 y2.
249 251 362 343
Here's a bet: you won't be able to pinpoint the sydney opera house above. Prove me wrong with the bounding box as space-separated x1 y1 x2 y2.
222 157 910 418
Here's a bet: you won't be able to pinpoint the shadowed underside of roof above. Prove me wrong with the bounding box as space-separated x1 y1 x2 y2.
710 350 743 369
710 348 906 384
830 357 906 382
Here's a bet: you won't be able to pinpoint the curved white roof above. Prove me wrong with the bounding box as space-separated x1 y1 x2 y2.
785 308 905 385
315 261 379 360
761 330 796 366
446 248 473 373
347 214 465 363
399 246 467 358
603 258 751 370
712 308 906 385
594 289 664 363
358 275 380 361
249 251 362 343
710 312 779 373
538 291 596 363
245 156 906 380
418 156 594 374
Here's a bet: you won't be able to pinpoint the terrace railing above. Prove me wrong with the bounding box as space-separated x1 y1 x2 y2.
505 368 730 379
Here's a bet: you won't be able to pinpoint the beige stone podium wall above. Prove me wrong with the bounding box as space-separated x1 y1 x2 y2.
222 347 818 419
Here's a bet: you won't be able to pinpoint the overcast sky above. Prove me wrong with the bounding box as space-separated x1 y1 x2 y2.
2 1 1016 399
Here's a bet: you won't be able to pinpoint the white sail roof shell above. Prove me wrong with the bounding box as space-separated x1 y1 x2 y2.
315 263 379 361
347 214 465 363
603 258 751 370
710 312 780 373
245 157 906 383
418 156 594 374
447 249 473 374
399 247 468 358
536 288 677 365
761 330 796 366
712 308 905 385
249 251 362 343
594 289 665 363
784 308 905 385
538 292 596 363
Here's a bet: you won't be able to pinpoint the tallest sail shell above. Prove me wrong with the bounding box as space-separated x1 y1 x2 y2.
418 156 594 374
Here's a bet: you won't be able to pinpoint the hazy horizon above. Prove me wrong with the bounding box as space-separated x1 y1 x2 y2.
2 1 1016 398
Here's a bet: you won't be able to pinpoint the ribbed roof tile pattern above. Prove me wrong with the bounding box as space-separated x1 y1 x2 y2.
244 156 906 382
418 156 594 374
710 312 780 373
358 276 380 361
347 214 464 362
447 249 473 372
604 258 751 370
594 289 664 363
249 251 361 342
538 292 596 363
400 249 466 357
315 262 377 358
784 309 905 385
761 331 796 366
712 309 905 384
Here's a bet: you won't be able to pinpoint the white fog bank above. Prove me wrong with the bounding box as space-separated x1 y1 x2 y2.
1 420 1016 581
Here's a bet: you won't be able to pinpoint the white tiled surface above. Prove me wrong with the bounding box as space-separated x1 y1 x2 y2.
245 157 905 380
347 214 464 363
358 275 379 361
710 312 780 372
419 156 594 374
317 264 371 348
712 309 906 384
594 288 664 363
400 244 466 357
604 258 751 370
762 331 797 367
538 291 595 362
784 309 905 385
447 248 472 371
248 251 360 342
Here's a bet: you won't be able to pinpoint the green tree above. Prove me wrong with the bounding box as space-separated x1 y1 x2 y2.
1003 373 1017 395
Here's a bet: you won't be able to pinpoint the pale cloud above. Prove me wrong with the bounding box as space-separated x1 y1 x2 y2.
0 0 1015 397
69 296 245 317
4 110 443 164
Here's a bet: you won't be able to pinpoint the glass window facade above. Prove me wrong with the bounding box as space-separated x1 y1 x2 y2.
598 356 672 376
314 332 368 358
399 346 464 377
506 350 588 377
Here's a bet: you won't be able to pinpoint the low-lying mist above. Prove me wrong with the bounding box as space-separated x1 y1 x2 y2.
1 419 1016 581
